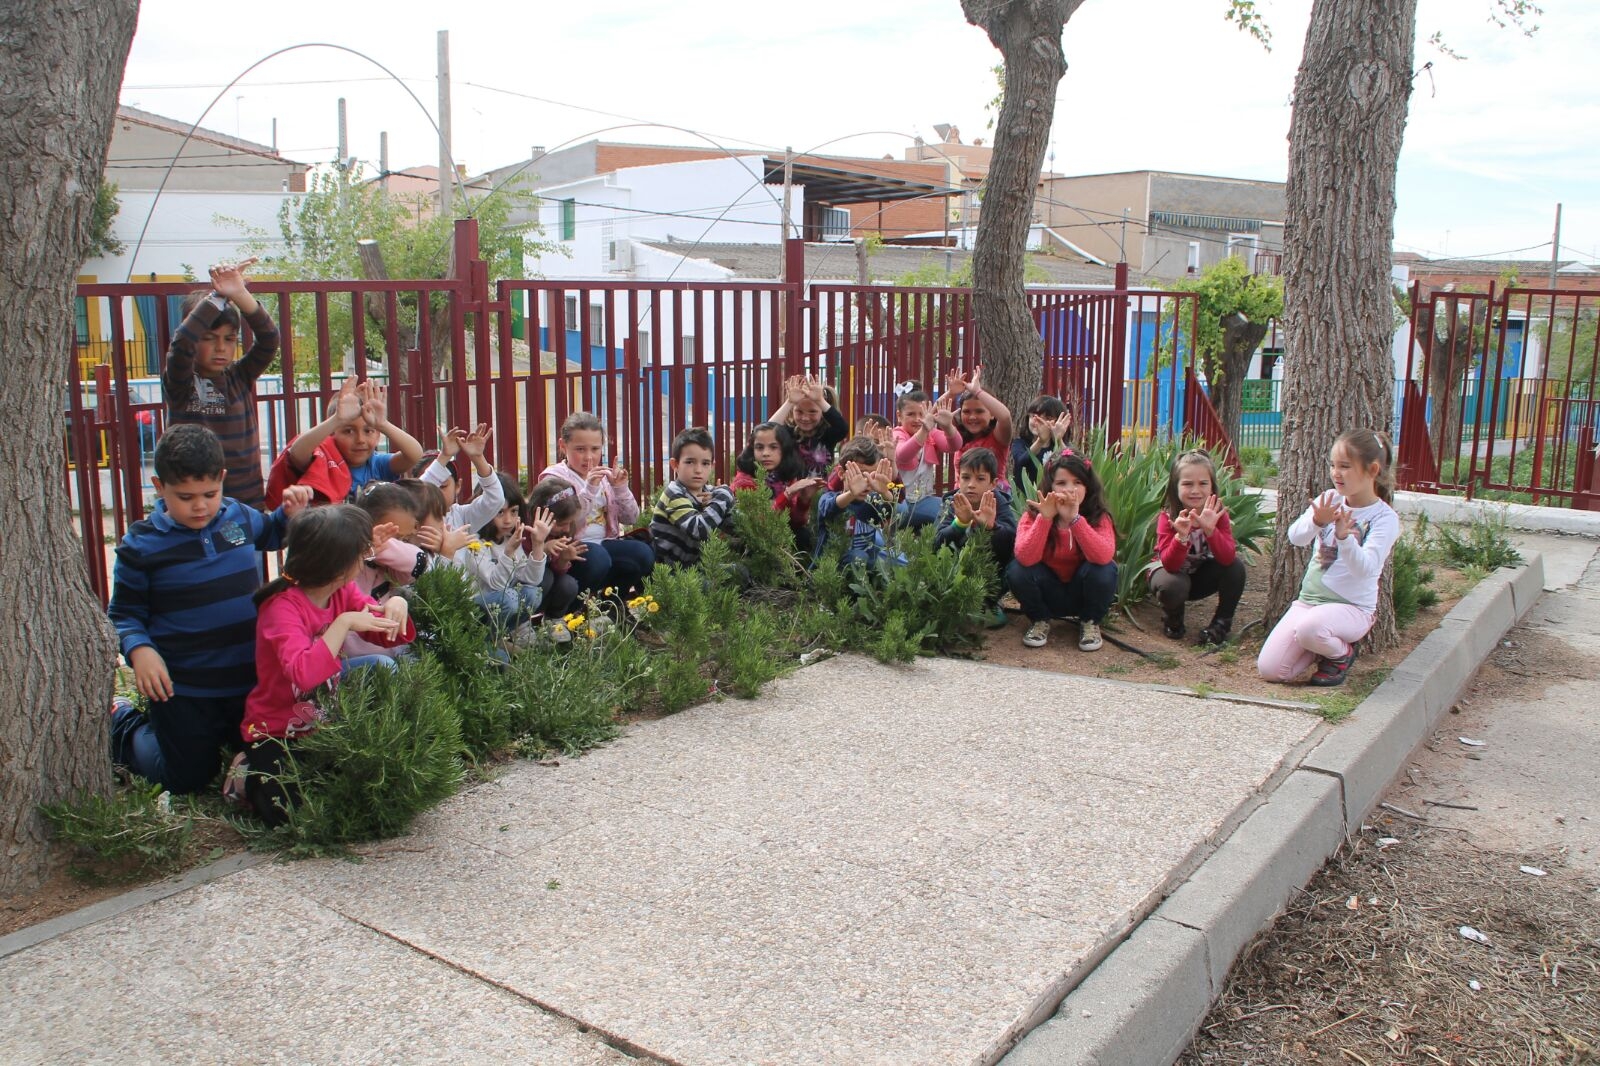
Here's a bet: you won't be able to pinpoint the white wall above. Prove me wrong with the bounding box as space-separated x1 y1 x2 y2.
84 189 300 282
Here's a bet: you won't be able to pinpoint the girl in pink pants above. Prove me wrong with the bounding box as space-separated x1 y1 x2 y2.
1258 430 1400 687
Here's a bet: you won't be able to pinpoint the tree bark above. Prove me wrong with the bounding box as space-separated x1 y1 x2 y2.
1265 0 1417 652
0 0 139 896
960 0 1088 418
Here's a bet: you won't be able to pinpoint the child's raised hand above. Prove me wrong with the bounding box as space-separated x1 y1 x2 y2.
952 491 976 526
784 374 808 403
371 521 399 553
460 423 492 459
1051 412 1073 443
413 523 443 553
843 461 870 497
1036 486 1059 520
207 257 258 301
1333 506 1357 541
280 484 314 519
527 506 554 544
1196 495 1224 536
359 382 388 429
334 378 362 425
967 366 984 395
607 464 629 486
868 458 895 495
1173 509 1195 539
977 491 998 529
438 425 464 460
1311 489 1340 527
441 524 473 556
1052 490 1079 525
129 646 174 703
944 368 970 398
786 476 818 497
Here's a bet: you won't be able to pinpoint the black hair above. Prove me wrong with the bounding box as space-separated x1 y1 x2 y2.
1164 449 1219 519
736 422 804 482
355 482 423 526
836 435 881 469
255 505 373 606
396 478 447 522
153 423 225 484
958 446 999 480
478 472 528 542
670 426 715 460
180 288 240 332
1019 395 1069 446
1043 451 1111 528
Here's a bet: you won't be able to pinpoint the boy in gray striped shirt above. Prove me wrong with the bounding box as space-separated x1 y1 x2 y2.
650 427 734 567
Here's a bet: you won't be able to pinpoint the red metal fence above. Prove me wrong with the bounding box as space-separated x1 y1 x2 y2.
68 221 1222 602
1398 281 1600 509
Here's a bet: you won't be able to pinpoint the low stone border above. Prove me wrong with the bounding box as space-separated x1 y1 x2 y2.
1250 486 1600 537
1001 551 1547 1066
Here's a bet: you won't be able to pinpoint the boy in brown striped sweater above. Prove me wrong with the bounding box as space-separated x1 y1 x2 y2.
162 258 278 509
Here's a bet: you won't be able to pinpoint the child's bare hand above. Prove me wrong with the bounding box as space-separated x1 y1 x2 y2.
585 467 609 487
978 491 998 529
280 485 314 519
207 257 258 301
952 492 976 526
371 521 399 553
944 368 969 397
968 366 984 395
413 523 442 552
358 382 388 429
1051 412 1073 443
441 524 473 556
843 462 870 497
438 425 464 460
1333 506 1357 541
129 646 174 702
1052 490 1079 525
334 378 362 425
1196 495 1224 536
787 476 819 497
527 506 554 543
607 464 629 486
460 423 492 459
1311 489 1340 527
1173 510 1195 538
1036 487 1059 520
344 609 399 638
381 597 409 627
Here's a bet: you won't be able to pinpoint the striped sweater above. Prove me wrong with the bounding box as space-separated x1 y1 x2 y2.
163 300 280 509
108 498 290 698
650 481 735 567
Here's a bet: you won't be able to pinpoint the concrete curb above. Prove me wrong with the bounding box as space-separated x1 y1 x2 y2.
1001 552 1545 1066
1248 486 1600 537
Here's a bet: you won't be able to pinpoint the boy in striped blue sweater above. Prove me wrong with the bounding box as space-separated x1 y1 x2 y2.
109 425 311 793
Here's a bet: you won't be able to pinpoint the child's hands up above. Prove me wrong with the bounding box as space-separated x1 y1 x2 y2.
358 382 388 429
438 425 464 460
967 366 984 395
1333 506 1357 541
977 491 998 529
1051 490 1079 524
371 521 399 553
1173 509 1195 538
1036 486 1059 520
1196 495 1224 536
207 257 258 301
460 423 492 459
280 485 314 519
786 476 818 497
129 646 174 702
783 374 807 402
441 524 473 556
1051 412 1073 443
843 461 870 497
867 459 895 495
1311 489 1339 527
944 368 970 397
413 523 443 552
335 378 362 425
931 395 957 430
952 491 976 526
607 464 629 486
527 507 554 543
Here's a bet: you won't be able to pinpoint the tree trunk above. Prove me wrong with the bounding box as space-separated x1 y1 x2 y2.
0 0 140 896
960 0 1088 418
1212 313 1270 446
1266 0 1417 652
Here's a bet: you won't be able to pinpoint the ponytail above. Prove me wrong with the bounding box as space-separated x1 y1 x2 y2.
1334 428 1395 504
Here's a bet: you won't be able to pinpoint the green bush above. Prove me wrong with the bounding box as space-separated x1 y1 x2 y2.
40 778 196 881
1432 514 1523 572
826 525 994 661
655 654 710 713
498 640 627 757
409 565 513 759
270 659 463 851
714 603 785 697
1391 532 1439 628
728 488 804 588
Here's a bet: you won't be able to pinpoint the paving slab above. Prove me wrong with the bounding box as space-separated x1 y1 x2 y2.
0 655 1317 1066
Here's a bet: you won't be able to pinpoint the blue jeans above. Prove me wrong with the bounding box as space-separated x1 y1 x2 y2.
1004 560 1118 623
897 496 944 530
110 693 244 794
342 654 400 675
476 586 544 636
568 537 655 595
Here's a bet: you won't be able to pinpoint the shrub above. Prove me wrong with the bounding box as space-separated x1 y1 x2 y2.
498 640 626 757
40 778 196 881
1433 514 1523 572
831 525 993 661
269 659 463 851
1391 532 1439 628
409 565 513 759
642 561 714 648
714 604 785 697
655 654 710 713
728 488 804 588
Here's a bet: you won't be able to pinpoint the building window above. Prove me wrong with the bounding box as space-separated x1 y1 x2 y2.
681 336 697 363
1187 242 1201 274
74 297 90 346
560 198 576 241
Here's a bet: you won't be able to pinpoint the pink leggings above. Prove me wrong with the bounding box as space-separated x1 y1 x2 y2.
1256 600 1374 682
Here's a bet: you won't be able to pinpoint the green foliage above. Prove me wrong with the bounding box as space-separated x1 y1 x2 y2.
1391 532 1439 628
642 562 714 648
1432 515 1523 572
409 565 512 759
714 604 785 697
1238 446 1278 487
1166 255 1284 385
269 660 463 851
870 614 924 664
87 181 125 260
40 778 195 881
654 655 710 713
499 641 627 757
822 525 994 661
728 488 804 588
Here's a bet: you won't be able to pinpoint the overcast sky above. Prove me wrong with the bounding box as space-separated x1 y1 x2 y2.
120 0 1598 264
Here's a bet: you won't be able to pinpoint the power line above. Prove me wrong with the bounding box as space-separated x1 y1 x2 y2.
123 76 428 90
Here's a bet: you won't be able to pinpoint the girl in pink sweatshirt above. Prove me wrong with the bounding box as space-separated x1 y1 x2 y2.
889 382 959 528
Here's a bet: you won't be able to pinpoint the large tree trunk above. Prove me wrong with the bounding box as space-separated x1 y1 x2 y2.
1211 312 1270 445
1266 0 1417 651
960 0 1088 418
0 0 139 896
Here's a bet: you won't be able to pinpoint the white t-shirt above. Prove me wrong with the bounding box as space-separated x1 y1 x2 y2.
1288 495 1400 613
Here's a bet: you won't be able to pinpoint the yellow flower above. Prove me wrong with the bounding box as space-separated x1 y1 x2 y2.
647 602 660 613
467 540 489 551
603 586 616 595
584 628 597 639
566 616 584 631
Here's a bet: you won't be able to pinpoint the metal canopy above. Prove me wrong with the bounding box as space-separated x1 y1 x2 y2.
762 158 945 205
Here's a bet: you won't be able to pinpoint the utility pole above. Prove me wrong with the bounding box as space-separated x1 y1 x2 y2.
1549 203 1563 289
336 97 348 208
1120 207 1130 265
437 30 453 220
780 145 795 246
379 131 389 193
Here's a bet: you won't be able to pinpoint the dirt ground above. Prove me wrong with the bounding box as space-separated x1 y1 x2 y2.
978 550 1471 706
1182 628 1600 1065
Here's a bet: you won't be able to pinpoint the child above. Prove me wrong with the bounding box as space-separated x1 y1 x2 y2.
772 374 848 479
525 477 585 619
890 383 959 527
241 505 415 826
397 479 474 569
651 427 736 567
817 436 898 567
1010 395 1073 488
351 483 428 597
1152 450 1246 645
1006 451 1117 651
933 447 1017 627
462 474 551 637
732 421 819 551
945 366 1014 482
418 422 499 515
538 411 655 596
265 379 425 506
162 259 279 509
108 425 311 793
1258 430 1400 687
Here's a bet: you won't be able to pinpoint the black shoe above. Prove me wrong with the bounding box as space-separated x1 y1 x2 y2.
1162 613 1186 640
1196 616 1233 646
1309 647 1358 687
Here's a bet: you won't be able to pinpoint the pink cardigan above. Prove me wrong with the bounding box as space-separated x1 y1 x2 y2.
538 460 641 541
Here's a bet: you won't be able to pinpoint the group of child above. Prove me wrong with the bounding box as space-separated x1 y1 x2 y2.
106 265 1400 822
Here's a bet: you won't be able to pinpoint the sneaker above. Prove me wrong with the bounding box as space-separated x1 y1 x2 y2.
221 751 249 807
987 606 1010 629
999 592 1022 613
1162 616 1186 640
1309 647 1358 687
1023 620 1050 648
1078 619 1103 652
1196 616 1233 647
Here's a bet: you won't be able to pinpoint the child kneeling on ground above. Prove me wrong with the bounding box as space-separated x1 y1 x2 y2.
1151 449 1246 646
1005 451 1117 652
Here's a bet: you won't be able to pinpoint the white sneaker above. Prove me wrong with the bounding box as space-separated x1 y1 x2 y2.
1023 620 1050 648
1078 619 1103 652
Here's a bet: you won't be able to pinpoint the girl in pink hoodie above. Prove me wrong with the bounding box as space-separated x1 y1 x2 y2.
537 411 655 596
890 382 959 528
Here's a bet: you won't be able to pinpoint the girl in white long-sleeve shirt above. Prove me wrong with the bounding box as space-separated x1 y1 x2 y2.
462 473 550 638
1258 430 1400 686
